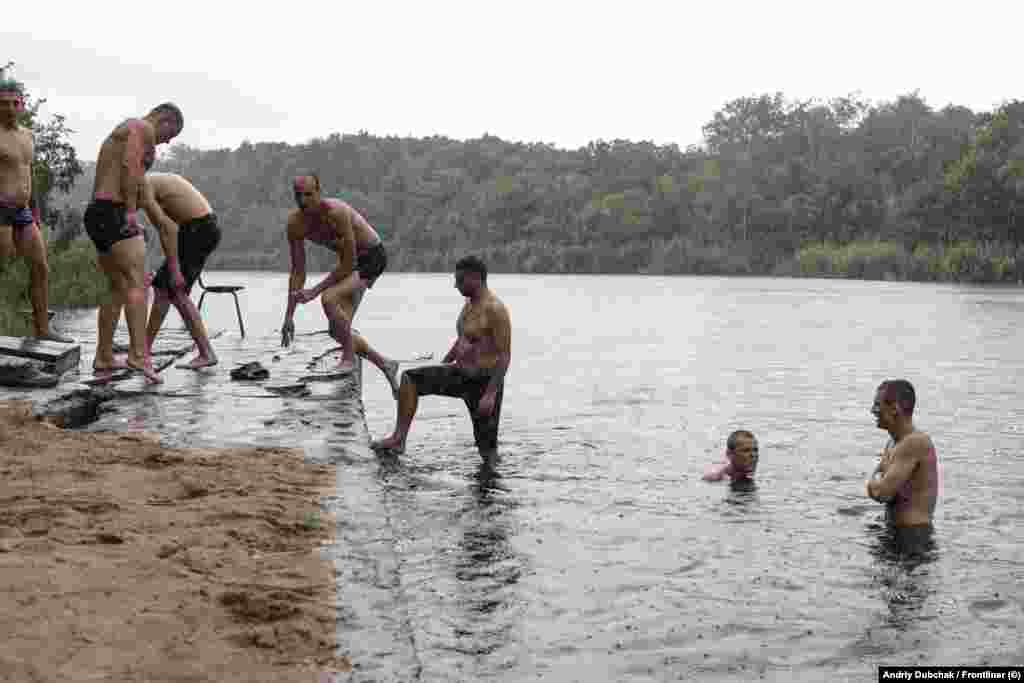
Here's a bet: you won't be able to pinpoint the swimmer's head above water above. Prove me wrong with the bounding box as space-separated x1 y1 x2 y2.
871 379 915 432
725 429 759 479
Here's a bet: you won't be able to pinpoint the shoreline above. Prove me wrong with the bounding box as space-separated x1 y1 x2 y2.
0 399 351 681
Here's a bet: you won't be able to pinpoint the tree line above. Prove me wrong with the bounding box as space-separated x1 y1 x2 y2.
43 88 1024 283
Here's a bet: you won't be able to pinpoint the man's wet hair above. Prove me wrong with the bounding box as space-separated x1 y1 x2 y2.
150 102 184 131
880 379 916 416
455 255 488 283
727 429 756 452
294 171 321 191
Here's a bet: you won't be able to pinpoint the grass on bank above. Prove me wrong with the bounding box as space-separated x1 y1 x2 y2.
0 233 107 336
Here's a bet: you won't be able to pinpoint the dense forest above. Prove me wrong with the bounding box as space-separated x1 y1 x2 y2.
55 92 1024 282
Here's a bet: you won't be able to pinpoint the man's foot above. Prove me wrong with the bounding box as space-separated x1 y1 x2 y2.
382 360 401 399
126 359 163 385
176 354 218 370
370 435 406 454
35 331 75 344
93 354 129 373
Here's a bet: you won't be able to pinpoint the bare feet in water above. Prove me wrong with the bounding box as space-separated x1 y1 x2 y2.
371 435 405 454
382 360 400 398
176 354 218 370
126 358 163 384
93 354 129 373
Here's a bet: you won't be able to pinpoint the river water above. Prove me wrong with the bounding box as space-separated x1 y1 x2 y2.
4 273 1023 681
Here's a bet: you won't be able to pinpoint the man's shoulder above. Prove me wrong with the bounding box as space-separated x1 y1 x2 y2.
897 431 932 459
484 293 510 317
286 209 305 235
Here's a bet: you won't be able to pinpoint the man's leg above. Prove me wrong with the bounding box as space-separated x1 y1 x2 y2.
145 285 172 353
94 252 128 372
16 224 71 341
321 273 364 371
108 235 160 383
467 380 504 456
169 287 218 369
371 371 419 453
352 332 400 398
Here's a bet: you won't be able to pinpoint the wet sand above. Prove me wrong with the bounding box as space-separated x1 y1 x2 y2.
0 399 351 682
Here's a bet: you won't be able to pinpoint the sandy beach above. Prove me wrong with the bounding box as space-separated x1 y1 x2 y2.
0 399 351 682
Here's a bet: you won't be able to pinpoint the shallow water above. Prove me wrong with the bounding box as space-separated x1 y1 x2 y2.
5 273 1023 681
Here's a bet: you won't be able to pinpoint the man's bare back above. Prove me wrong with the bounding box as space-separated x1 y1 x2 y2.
289 199 380 252
93 119 156 206
145 173 211 224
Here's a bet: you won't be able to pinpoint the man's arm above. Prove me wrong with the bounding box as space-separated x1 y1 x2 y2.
702 462 732 482
442 305 468 364
866 435 924 500
285 213 307 320
121 121 149 215
138 178 181 283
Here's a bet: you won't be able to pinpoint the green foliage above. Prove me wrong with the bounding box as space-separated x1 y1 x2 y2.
0 234 107 335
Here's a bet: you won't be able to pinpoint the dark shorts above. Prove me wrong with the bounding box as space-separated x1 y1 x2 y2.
356 242 387 288
0 206 34 228
84 200 142 254
151 214 222 293
403 364 504 451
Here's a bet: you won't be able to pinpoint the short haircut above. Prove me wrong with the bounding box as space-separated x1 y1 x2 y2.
294 171 321 190
150 102 184 131
0 78 23 95
727 429 756 452
879 379 916 416
455 255 488 283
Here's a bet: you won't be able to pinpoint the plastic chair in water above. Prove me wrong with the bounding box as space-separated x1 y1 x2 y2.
196 274 246 337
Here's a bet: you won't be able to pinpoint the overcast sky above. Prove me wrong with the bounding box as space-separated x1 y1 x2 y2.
5 0 1019 161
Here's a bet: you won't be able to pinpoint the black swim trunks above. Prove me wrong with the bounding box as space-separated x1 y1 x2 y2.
356 242 387 288
0 206 34 228
84 200 143 254
152 214 222 293
403 364 504 451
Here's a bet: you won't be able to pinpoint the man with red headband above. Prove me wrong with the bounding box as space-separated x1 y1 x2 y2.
0 77 72 342
85 102 183 383
280 172 400 395
865 379 939 530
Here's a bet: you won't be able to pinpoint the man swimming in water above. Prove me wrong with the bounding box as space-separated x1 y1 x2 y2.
280 172 399 393
372 255 512 456
865 380 939 529
138 172 220 369
702 430 759 482
86 103 184 383
0 76 72 342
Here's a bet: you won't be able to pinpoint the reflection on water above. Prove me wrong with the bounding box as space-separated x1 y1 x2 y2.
6 273 1024 681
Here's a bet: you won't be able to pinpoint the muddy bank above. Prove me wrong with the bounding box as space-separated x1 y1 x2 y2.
0 400 351 682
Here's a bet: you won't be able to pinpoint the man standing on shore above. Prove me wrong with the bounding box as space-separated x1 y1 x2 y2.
0 76 72 342
865 379 939 546
85 103 183 383
280 172 400 394
138 172 220 369
372 255 511 456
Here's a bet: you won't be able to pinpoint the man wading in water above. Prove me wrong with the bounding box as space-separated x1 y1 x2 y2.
865 379 940 552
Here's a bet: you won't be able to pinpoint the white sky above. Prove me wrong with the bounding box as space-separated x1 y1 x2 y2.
5 0 1020 161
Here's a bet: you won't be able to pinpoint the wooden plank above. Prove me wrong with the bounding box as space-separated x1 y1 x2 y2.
0 335 80 374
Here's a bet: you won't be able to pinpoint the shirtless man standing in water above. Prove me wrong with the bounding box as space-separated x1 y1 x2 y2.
0 77 72 342
280 172 399 393
372 255 512 456
139 172 220 369
866 379 939 534
85 103 183 383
